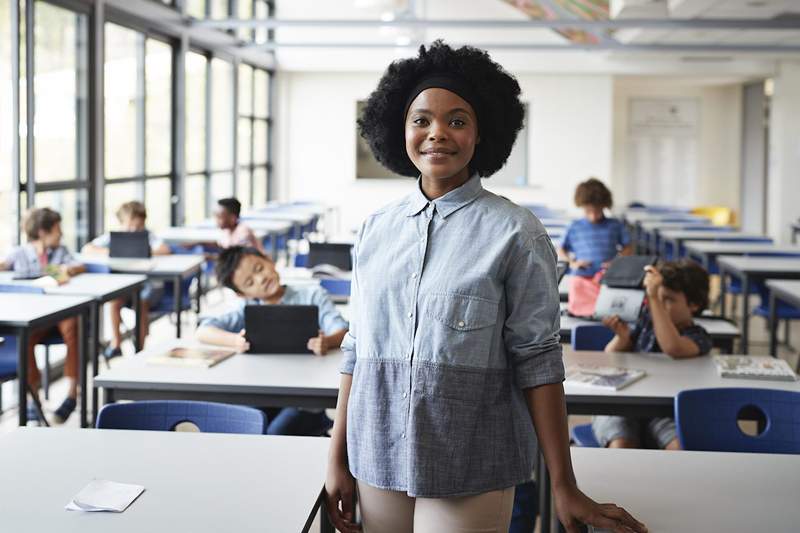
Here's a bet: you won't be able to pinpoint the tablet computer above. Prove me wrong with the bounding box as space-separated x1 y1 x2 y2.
244 304 319 354
109 231 152 259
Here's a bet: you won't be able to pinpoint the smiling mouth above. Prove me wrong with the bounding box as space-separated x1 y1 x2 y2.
420 150 456 156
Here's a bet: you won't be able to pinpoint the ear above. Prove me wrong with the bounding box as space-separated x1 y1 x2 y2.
688 302 701 315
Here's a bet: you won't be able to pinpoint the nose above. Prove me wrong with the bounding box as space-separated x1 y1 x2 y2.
427 120 448 142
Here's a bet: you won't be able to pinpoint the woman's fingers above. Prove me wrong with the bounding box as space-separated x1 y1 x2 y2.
599 504 648 533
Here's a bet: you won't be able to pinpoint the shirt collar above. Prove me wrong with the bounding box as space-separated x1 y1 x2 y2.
405 173 483 219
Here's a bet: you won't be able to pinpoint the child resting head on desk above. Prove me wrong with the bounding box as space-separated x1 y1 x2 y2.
0 207 86 424
196 245 349 356
594 259 713 450
196 246 349 436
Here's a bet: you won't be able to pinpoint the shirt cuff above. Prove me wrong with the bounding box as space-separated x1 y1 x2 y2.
513 340 565 390
339 332 356 374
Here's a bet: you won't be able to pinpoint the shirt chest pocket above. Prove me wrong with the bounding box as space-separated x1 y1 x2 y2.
422 293 499 367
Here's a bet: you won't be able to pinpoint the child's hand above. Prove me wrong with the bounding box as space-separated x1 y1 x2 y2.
234 329 250 353
602 315 630 341
307 330 329 356
643 265 663 297
570 259 592 271
55 265 71 285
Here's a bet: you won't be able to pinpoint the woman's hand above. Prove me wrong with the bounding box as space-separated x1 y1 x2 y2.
554 484 647 533
324 458 361 532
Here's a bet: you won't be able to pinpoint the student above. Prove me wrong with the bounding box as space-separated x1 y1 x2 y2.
559 178 633 316
0 207 85 423
82 201 171 357
594 259 713 450
214 197 267 254
196 246 348 435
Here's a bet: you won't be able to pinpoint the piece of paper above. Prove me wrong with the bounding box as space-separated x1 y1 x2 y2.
65 480 145 513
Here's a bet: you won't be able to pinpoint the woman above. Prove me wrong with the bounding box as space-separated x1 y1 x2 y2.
325 42 646 533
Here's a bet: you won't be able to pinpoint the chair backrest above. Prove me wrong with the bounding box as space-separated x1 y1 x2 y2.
319 278 351 297
83 262 112 274
571 324 615 351
0 284 45 294
96 400 267 435
676 387 800 454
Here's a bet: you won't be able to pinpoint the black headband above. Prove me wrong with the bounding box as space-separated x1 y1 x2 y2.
403 74 481 121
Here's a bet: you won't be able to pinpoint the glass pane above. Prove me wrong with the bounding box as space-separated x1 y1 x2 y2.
210 58 233 170
210 171 232 203
253 69 268 117
34 189 88 251
253 119 267 164
185 51 206 174
34 2 88 182
19 0 26 184
184 174 207 224
103 181 140 232
105 24 141 179
0 0 14 251
186 0 205 18
237 167 251 210
252 166 266 206
238 64 252 116
145 178 171 231
255 1 267 45
238 118 252 166
210 0 227 18
145 38 172 176
237 0 253 41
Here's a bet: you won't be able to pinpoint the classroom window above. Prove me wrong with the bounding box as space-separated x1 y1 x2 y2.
210 58 233 173
184 174 207 225
186 0 206 19
103 181 139 231
0 0 14 251
185 51 207 175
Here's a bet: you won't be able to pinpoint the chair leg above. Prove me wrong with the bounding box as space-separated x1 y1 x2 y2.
784 319 791 346
43 346 50 401
26 384 50 428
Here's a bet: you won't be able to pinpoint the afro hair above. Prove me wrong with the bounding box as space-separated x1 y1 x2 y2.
358 40 524 178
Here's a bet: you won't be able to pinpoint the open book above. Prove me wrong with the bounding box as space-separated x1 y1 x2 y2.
147 347 235 368
565 365 646 391
713 355 797 382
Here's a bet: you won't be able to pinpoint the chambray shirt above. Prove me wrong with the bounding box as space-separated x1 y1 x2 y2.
198 284 349 334
560 218 630 277
341 174 565 498
4 244 79 277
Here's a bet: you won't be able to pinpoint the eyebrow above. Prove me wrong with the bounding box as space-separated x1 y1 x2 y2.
409 108 472 116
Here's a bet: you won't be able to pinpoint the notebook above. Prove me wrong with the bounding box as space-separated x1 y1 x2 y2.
109 231 152 259
565 365 647 391
147 347 236 368
713 355 797 382
307 243 353 271
244 305 319 354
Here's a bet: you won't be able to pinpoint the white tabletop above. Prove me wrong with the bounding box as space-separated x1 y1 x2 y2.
563 350 799 400
195 218 294 234
659 230 767 241
571 447 800 533
717 255 800 275
684 241 799 256
625 212 706 224
539 218 572 228
95 340 342 398
0 293 94 327
0 428 328 533
639 221 712 231
77 255 205 277
158 226 267 245
559 314 740 338
766 279 800 306
39 273 147 301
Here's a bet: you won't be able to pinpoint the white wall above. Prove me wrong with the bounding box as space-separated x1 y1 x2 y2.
611 77 743 213
274 71 614 231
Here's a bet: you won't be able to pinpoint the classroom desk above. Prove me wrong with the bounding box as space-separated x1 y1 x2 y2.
559 314 740 353
96 341 341 408
77 255 204 338
0 428 331 533
658 230 770 260
0 293 93 426
158 226 268 247
717 256 800 353
684 241 799 271
571 448 800 533
193 219 294 257
766 279 800 358
243 210 315 239
538 218 571 228
637 221 714 254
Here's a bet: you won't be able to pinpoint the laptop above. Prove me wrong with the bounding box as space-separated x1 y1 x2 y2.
244 305 319 354
109 231 152 259
307 243 353 271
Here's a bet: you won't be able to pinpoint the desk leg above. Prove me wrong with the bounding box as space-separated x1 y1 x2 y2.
89 303 100 426
132 289 142 352
769 292 778 357
320 505 335 533
741 275 750 354
195 268 202 316
538 448 551 533
78 311 88 428
17 327 28 426
174 274 182 338
719 268 727 319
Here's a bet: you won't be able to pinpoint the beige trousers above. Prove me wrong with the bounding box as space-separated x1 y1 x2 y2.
357 481 515 533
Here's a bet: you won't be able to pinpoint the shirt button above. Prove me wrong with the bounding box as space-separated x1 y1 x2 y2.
411 273 417 279
457 320 465 328
402 392 407 398
401 433 406 439
408 312 413 318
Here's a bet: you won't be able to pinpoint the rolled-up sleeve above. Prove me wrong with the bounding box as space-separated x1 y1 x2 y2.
339 226 364 375
503 232 565 389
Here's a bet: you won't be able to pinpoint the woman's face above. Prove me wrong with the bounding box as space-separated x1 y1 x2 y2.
405 88 479 182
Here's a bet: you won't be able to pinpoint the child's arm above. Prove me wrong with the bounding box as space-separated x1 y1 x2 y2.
307 328 348 356
196 325 250 352
644 266 702 359
602 315 633 352
152 242 171 256
81 243 109 256
619 244 634 256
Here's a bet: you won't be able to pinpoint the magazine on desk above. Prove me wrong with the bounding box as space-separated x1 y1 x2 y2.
565 365 647 391
146 347 236 368
713 355 797 382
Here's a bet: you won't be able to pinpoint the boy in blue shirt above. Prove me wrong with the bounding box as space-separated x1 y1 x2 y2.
197 246 348 435
594 259 713 449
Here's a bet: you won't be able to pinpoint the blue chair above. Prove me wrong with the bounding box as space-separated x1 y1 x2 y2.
319 278 351 298
294 253 308 268
0 332 49 425
676 388 800 454
571 324 615 351
83 262 111 274
570 423 601 448
96 400 267 435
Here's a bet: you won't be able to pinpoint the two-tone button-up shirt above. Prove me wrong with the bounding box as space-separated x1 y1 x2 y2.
341 174 565 498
